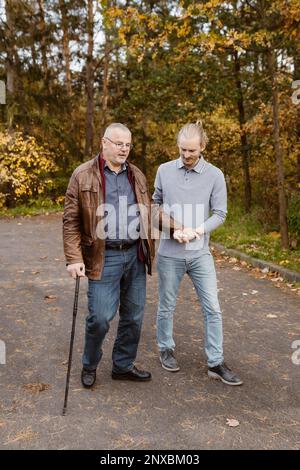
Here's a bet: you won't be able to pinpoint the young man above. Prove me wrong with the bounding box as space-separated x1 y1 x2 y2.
153 121 243 386
63 123 155 388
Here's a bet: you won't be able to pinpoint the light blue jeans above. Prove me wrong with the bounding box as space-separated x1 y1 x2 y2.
156 252 224 367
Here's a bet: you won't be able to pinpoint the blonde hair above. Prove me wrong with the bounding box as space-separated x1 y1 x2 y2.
177 120 208 148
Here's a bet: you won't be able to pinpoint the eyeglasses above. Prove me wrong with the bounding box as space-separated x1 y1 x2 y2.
105 137 133 150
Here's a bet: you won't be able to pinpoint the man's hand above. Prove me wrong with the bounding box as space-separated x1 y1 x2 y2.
182 227 201 242
194 225 205 238
173 228 200 243
173 229 188 243
66 263 85 279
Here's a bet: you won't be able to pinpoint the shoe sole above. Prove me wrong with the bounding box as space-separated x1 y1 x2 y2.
111 375 151 381
160 358 180 372
82 381 95 388
208 371 243 386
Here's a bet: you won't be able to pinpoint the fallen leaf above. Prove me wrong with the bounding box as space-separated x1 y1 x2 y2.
47 307 61 312
44 295 57 300
4 427 36 445
261 267 269 273
229 257 238 264
15 319 27 326
251 290 258 295
271 277 283 282
23 383 51 393
242 293 248 296
266 314 278 318
233 267 241 271
226 418 240 427
31 271 40 275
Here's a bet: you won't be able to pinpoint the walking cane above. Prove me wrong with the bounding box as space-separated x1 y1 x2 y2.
62 274 80 416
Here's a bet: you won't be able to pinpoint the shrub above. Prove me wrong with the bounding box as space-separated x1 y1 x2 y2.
0 131 58 208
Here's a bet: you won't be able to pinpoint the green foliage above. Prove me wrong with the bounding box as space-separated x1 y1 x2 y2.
288 192 300 243
211 204 300 273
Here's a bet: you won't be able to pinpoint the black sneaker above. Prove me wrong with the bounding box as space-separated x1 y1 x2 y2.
160 349 180 372
208 362 243 386
81 368 96 388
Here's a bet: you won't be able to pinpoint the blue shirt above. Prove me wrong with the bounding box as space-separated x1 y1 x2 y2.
104 162 140 244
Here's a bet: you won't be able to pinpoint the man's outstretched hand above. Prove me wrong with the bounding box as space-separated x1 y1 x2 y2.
66 263 85 279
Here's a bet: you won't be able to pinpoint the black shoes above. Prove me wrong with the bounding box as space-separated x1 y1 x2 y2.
81 365 151 387
208 362 243 386
81 368 96 388
112 365 152 382
82 362 242 387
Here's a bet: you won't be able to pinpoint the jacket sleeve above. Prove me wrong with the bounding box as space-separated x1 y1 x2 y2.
62 172 84 265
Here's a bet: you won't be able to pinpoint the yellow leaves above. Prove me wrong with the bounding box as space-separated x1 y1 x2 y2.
0 131 58 207
268 232 281 239
279 260 290 266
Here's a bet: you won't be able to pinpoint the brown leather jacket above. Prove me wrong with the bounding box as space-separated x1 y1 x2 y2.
63 155 155 280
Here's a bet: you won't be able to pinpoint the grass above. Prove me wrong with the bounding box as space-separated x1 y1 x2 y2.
0 198 63 218
211 204 300 274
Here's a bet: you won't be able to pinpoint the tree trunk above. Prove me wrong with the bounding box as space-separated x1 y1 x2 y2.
140 114 148 176
293 50 300 187
84 0 94 158
267 49 289 250
37 0 50 86
233 50 252 212
5 0 16 135
59 0 72 97
100 32 111 136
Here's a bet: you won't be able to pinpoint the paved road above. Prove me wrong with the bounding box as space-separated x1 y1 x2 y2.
0 213 299 450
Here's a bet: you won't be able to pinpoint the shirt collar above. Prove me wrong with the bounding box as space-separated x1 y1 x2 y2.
104 161 127 173
177 155 205 173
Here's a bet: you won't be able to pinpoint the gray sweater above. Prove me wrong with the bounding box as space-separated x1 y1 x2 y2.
152 156 227 259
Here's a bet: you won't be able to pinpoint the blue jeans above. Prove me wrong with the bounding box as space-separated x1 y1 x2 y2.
156 252 224 367
82 245 146 373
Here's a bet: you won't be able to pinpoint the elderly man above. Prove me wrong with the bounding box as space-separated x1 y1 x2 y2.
63 123 155 388
153 121 243 386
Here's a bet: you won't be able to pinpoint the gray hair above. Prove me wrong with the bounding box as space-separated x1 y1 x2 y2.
177 120 208 148
103 123 131 138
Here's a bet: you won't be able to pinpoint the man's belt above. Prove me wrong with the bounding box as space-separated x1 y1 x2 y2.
105 241 137 251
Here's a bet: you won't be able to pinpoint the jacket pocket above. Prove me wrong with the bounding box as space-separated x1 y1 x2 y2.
80 186 99 207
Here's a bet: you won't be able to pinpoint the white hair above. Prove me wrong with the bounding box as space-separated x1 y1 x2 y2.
177 120 208 148
103 123 131 138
